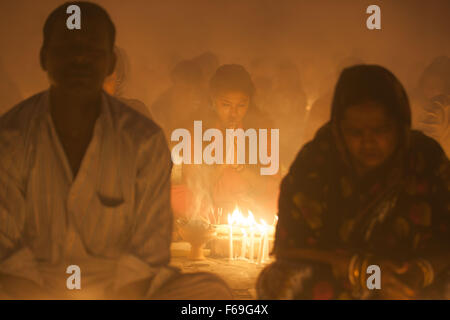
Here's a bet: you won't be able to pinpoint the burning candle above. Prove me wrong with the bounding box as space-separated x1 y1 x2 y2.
210 207 216 224
257 219 269 264
249 227 255 262
261 232 268 264
272 215 278 227
263 231 269 262
261 220 270 262
228 214 233 260
218 208 223 224
240 228 247 259
256 231 265 264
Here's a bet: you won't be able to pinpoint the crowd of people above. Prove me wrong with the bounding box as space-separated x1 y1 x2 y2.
0 1 448 299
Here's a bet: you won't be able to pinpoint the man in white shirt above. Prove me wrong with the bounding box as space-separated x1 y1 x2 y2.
0 1 232 299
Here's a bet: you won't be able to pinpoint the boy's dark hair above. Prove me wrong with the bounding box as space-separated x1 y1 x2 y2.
209 64 256 99
170 60 203 85
43 1 116 50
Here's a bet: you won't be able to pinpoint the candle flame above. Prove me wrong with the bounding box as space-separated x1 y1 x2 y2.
224 205 276 238
248 210 256 225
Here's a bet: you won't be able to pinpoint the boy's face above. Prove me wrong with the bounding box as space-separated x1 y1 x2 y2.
213 90 250 129
41 16 115 96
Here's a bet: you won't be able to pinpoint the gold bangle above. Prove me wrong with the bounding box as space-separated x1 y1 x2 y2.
348 254 359 286
348 255 356 285
360 256 371 289
416 259 434 287
415 260 429 287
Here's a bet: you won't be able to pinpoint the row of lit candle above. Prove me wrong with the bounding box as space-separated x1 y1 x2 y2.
220 206 277 264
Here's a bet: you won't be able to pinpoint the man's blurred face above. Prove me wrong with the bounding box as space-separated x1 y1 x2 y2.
41 16 115 96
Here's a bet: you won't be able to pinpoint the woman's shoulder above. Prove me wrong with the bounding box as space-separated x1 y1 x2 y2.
287 124 336 179
409 130 448 173
410 129 444 150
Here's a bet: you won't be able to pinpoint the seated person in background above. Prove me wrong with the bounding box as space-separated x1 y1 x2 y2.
305 56 364 145
264 59 308 173
191 51 220 85
413 56 450 108
103 45 153 119
150 59 207 140
172 64 280 224
257 65 450 300
417 94 450 158
412 56 450 157
0 1 232 300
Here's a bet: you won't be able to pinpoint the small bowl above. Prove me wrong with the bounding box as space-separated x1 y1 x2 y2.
177 220 216 260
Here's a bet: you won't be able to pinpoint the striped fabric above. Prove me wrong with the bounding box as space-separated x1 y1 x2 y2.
0 90 175 298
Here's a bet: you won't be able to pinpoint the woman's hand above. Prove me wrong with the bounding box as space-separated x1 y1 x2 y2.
335 255 418 299
376 260 418 300
329 250 354 280
277 248 353 279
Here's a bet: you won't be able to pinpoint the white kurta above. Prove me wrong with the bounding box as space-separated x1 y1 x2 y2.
0 90 177 298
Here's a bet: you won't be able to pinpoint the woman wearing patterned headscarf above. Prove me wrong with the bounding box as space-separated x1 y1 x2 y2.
257 65 450 300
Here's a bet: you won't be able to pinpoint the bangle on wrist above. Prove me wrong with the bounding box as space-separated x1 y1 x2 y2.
415 259 434 287
348 254 357 285
348 254 361 286
348 254 376 288
359 256 370 288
